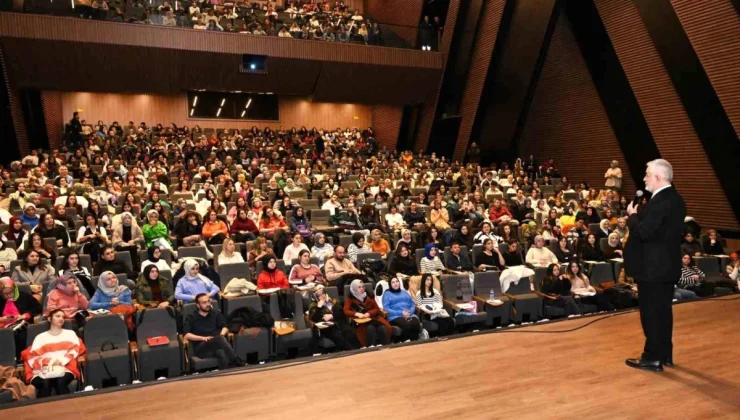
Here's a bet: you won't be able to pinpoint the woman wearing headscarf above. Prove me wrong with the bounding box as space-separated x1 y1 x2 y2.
413 273 455 337
382 277 421 342
112 211 144 270
1 277 41 359
140 246 171 273
256 255 289 290
136 265 176 308
540 263 580 317
59 251 94 296
343 279 391 347
44 274 89 319
347 232 372 264
310 233 334 265
90 271 134 329
419 243 446 275
3 216 28 248
289 206 313 241
395 228 419 254
308 286 360 352
602 232 624 260
390 243 418 276
142 209 174 251
174 259 220 303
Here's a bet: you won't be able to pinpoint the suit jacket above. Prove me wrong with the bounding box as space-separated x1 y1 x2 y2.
624 186 686 283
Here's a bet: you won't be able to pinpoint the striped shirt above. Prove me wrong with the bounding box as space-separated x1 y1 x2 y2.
420 256 445 274
679 266 705 288
415 289 445 319
347 244 372 263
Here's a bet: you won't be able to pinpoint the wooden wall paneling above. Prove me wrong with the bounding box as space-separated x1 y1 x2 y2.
364 0 424 46
371 104 403 150
670 0 740 137
519 13 636 197
414 0 461 153
453 0 507 162
41 91 63 150
0 44 29 158
59 93 372 131
595 0 738 230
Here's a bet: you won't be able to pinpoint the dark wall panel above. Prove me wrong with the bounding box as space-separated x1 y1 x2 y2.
371 104 404 150
0 44 27 159
364 0 424 46
41 91 63 150
471 0 559 163
414 0 461 152
453 0 507 162
595 0 739 231
671 0 740 137
519 12 636 197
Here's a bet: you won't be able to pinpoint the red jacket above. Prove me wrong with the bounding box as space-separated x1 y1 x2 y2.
489 206 513 223
230 217 259 235
257 270 289 290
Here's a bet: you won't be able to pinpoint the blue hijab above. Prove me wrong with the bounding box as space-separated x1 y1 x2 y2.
424 243 437 260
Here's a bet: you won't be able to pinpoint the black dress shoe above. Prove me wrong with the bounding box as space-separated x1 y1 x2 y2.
663 358 674 367
625 358 663 372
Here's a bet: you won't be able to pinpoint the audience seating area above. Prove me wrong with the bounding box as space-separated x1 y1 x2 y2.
0 116 738 403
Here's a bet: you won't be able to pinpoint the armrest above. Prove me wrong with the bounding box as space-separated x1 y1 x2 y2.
304 314 317 329
129 342 139 380
78 355 87 388
178 334 190 369
443 298 459 314
534 291 558 300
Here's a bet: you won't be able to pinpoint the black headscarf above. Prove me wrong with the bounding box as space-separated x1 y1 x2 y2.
262 254 277 273
352 232 364 247
147 246 161 263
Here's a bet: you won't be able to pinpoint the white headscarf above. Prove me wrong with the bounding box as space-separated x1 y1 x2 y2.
97 271 127 296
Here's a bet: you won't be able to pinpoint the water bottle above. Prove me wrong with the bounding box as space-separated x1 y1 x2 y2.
489 289 495 301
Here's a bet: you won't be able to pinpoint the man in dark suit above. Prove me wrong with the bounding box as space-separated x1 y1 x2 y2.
624 159 686 372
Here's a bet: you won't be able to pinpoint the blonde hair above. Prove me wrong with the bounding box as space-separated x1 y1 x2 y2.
222 237 235 257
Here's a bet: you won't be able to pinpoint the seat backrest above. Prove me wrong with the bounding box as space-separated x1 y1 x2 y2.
43 237 57 250
178 246 208 260
293 292 307 330
115 251 134 274
218 262 252 283
589 263 614 286
356 252 382 267
441 274 470 301
374 280 389 309
324 286 339 300
26 321 75 347
0 328 15 367
415 248 426 272
599 238 608 251
695 257 720 275
474 271 503 296
84 313 129 350
338 235 353 248
136 307 178 342
223 295 262 317
507 277 533 295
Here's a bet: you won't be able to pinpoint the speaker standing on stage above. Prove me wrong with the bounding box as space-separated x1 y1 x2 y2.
624 159 685 372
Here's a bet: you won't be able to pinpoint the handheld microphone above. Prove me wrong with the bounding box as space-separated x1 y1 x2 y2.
632 190 644 206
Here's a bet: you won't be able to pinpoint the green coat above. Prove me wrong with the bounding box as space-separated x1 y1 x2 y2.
135 272 176 307
142 221 171 247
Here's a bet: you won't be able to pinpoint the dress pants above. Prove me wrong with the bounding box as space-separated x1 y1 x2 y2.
636 281 675 362
192 335 237 369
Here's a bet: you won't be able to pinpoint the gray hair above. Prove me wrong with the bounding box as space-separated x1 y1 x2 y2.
647 159 673 182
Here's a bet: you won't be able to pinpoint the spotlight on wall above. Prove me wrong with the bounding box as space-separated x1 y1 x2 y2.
241 54 268 74
192 96 198 107
241 110 246 117
216 108 222 117
245 99 252 109
190 108 194 116
220 98 226 106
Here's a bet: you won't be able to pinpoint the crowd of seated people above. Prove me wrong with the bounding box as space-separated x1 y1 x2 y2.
55 0 388 46
0 114 738 399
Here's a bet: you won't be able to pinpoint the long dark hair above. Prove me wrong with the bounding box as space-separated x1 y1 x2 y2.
421 273 435 297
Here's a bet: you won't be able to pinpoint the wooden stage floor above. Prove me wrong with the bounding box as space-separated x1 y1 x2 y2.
6 296 740 419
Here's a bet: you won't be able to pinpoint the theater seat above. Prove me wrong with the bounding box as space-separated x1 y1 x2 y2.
84 314 133 389
135 307 183 382
441 275 487 327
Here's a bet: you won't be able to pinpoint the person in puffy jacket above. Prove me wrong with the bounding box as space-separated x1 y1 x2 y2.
381 277 421 342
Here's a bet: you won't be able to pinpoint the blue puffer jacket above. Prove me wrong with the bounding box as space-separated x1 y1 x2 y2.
382 289 418 322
